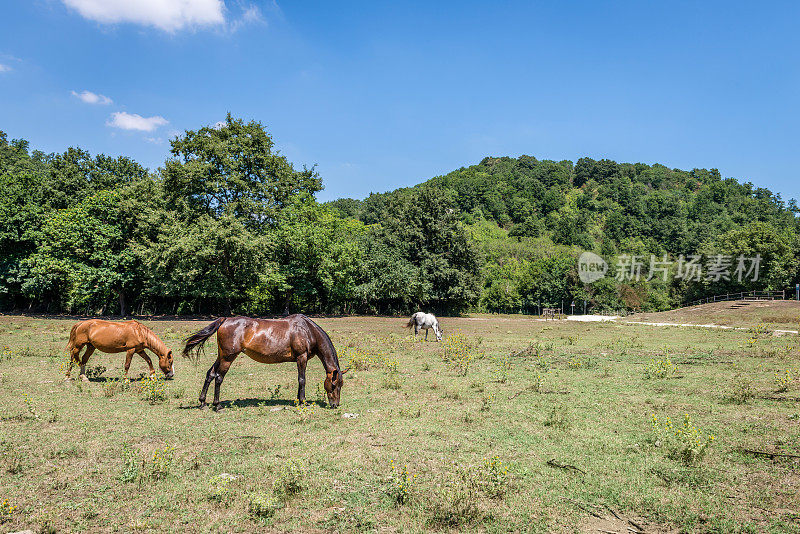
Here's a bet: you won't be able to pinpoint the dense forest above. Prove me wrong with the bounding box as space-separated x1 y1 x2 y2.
2 116 798 316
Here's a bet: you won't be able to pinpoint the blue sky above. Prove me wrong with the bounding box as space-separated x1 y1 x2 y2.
1 1 798 203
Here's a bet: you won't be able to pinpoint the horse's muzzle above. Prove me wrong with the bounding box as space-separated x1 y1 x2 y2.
165 370 175 380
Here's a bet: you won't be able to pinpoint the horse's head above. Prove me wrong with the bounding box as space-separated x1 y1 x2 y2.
159 350 175 379
435 325 443 342
324 367 349 408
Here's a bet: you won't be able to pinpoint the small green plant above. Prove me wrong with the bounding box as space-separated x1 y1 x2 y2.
248 492 280 519
426 467 481 528
644 357 678 379
441 331 481 376
0 499 17 523
275 458 306 497
138 375 167 404
293 399 317 422
381 357 401 389
775 369 793 393
84 365 107 379
480 393 494 412
568 356 595 369
269 384 282 400
387 460 416 505
726 375 755 404
341 346 378 371
148 445 174 480
651 413 715 465
118 445 140 483
208 474 236 503
480 456 510 498
0 346 12 362
491 354 512 383
543 405 571 431
22 392 39 420
563 335 578 346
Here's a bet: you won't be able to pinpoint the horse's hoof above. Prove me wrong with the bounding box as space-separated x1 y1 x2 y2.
199 403 208 410
213 405 224 413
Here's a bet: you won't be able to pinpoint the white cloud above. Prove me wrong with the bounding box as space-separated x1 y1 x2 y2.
62 0 225 31
71 90 113 105
107 111 169 132
0 64 10 73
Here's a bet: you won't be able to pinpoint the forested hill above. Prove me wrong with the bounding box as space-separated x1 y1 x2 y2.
2 118 799 317
327 155 800 312
327 155 797 255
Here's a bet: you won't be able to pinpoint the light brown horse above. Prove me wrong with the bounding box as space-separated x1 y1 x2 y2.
182 314 347 411
66 319 175 381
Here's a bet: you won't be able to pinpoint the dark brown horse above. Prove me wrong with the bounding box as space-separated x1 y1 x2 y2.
66 319 175 381
182 314 346 411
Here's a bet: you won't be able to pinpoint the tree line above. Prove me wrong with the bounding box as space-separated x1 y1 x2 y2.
2 116 798 316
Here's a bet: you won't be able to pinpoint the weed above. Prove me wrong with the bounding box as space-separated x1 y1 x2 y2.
387 460 416 505
116 444 139 483
138 375 167 404
148 445 174 480
426 467 481 528
172 386 185 399
644 357 678 379
22 392 39 420
208 474 236 503
1 442 25 474
0 499 17 523
0 346 12 362
442 331 482 376
341 346 378 371
491 354 512 383
293 400 318 422
275 458 305 497
651 413 715 465
725 375 755 404
543 405 571 431
248 492 280 519
480 393 494 412
480 455 510 498
84 365 107 379
774 369 793 393
269 384 282 400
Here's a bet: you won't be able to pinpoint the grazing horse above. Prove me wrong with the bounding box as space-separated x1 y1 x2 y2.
182 314 347 412
406 312 443 342
66 319 175 381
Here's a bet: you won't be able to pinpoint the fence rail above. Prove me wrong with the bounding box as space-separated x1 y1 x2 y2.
683 290 786 308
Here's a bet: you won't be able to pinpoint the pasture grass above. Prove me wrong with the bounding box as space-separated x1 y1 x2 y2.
0 315 798 532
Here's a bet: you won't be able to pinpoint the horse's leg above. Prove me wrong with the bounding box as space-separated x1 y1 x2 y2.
79 345 95 382
138 351 156 376
425 328 429 341
414 323 418 338
65 344 83 380
123 349 135 379
296 352 308 404
212 356 236 412
198 359 219 409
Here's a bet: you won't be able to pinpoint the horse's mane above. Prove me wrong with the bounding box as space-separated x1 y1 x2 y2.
138 323 169 357
299 315 339 369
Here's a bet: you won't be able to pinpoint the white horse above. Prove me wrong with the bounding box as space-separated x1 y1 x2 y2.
406 312 443 342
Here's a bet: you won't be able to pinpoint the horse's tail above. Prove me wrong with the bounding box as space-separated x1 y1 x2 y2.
405 313 417 328
182 318 226 362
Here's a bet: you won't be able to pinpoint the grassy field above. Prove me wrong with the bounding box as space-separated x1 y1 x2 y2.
0 314 799 533
627 300 800 330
